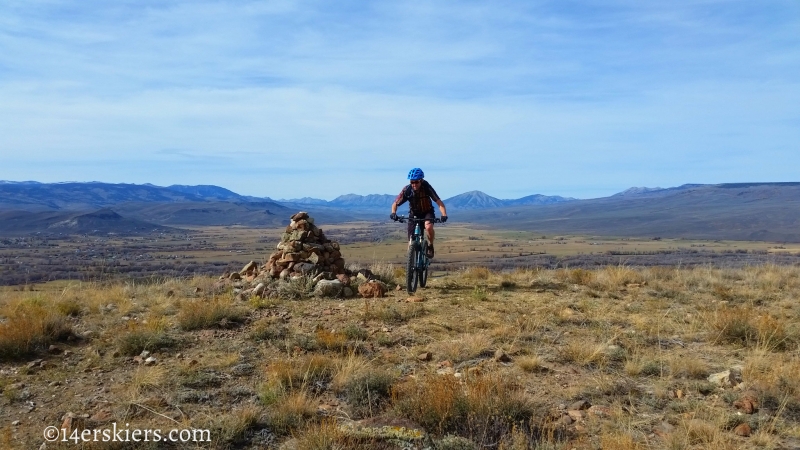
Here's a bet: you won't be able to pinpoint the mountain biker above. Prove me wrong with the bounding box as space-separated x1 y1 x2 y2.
390 168 448 258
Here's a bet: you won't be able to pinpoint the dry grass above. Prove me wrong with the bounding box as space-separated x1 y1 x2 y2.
4 263 800 448
266 354 336 391
268 391 317 435
0 296 73 359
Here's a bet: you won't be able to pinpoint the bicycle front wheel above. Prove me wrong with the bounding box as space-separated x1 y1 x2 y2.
419 242 429 288
406 243 419 294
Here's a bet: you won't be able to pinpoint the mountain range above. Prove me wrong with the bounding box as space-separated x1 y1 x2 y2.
1 181 799 241
0 182 574 213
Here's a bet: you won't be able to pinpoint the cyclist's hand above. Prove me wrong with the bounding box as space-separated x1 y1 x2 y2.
390 213 398 221
441 215 448 223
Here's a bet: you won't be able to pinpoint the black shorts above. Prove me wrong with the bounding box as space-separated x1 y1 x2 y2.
408 212 435 240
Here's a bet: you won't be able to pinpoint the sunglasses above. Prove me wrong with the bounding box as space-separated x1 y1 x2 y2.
410 180 421 184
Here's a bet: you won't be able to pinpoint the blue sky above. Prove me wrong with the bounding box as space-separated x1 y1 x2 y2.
1 0 798 200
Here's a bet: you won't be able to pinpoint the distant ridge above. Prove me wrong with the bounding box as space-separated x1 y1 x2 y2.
445 191 575 209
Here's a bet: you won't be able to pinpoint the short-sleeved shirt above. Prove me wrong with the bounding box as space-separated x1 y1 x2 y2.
394 180 441 217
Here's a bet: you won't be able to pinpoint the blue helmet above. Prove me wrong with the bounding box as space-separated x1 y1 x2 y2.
407 168 424 180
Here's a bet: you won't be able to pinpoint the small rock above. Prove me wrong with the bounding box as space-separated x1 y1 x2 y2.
405 296 425 303
11 420 19 426
253 283 266 297
653 421 675 438
567 410 584 421
231 363 255 377
709 366 744 387
396 284 403 291
359 281 387 298
569 400 591 411
494 349 512 363
48 345 62 354
336 274 351 286
466 366 482 376
63 350 73 357
133 356 144 364
144 357 157 366
734 392 758 414
89 408 114 424
587 405 610 417
733 422 751 437
417 352 432 361
26 359 43 370
140 350 151 358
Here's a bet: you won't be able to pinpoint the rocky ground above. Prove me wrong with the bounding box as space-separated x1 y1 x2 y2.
1 264 800 449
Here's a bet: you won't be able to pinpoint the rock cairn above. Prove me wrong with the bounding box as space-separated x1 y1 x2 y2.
265 212 346 280
216 212 388 299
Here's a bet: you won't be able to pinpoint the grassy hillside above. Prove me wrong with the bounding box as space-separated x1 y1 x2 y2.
1 264 799 449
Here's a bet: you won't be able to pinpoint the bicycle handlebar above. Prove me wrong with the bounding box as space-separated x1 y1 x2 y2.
394 216 442 224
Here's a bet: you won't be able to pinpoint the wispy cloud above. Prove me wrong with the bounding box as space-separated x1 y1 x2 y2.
1 0 798 199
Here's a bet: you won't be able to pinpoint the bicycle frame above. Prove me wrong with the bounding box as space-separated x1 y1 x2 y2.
396 216 440 293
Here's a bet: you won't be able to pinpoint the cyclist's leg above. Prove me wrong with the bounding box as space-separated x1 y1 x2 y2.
407 217 414 247
423 212 436 257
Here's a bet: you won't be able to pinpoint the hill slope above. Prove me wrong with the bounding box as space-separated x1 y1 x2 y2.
0 208 175 235
459 183 800 242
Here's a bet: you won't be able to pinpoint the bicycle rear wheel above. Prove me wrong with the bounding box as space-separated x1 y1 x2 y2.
406 243 419 293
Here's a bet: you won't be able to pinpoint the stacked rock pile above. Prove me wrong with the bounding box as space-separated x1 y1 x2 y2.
264 211 346 280
216 211 388 299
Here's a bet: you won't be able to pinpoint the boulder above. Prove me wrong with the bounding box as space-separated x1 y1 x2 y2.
315 280 343 297
708 366 743 387
240 261 258 275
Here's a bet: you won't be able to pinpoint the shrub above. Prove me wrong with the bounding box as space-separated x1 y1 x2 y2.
343 323 368 341
267 355 336 390
368 262 400 285
392 374 536 442
276 276 315 299
249 317 288 341
315 328 348 352
177 300 247 330
340 369 396 418
55 298 83 317
116 325 178 356
209 405 262 446
0 301 73 360
267 391 316 435
364 303 426 325
711 307 795 351
470 286 489 302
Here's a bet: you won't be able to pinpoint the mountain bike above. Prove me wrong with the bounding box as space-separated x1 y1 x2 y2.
395 216 442 294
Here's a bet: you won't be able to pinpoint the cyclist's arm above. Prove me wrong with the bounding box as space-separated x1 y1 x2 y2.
435 198 447 218
392 188 408 215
